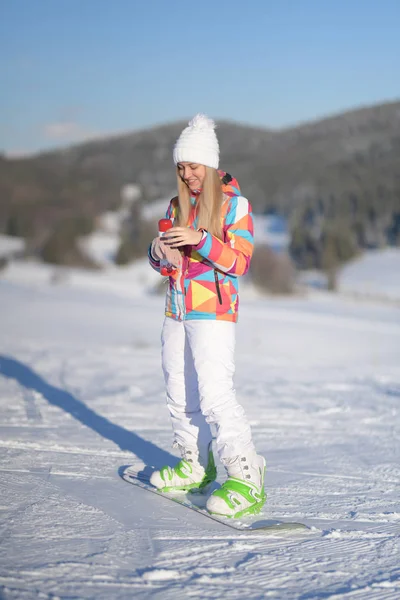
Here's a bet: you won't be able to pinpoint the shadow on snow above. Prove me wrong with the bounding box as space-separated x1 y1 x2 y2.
0 354 175 470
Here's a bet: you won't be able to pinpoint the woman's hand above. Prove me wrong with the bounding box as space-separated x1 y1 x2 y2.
151 237 165 261
151 237 182 268
163 227 203 248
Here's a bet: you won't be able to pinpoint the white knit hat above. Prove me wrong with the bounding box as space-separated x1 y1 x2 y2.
173 113 219 169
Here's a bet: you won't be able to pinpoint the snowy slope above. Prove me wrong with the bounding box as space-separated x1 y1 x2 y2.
339 248 400 302
0 262 400 599
1 257 162 298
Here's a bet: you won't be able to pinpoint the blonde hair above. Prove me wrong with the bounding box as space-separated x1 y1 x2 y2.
176 167 223 239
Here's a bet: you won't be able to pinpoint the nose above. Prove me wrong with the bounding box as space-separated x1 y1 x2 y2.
183 167 193 179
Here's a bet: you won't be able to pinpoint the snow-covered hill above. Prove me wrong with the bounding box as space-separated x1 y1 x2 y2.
0 258 399 599
339 248 400 302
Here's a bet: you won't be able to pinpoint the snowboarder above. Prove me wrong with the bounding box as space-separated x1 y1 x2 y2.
148 114 266 518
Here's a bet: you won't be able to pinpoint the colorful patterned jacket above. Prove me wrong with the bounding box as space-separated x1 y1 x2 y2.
148 172 254 322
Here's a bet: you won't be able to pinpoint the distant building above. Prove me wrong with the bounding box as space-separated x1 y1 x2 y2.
253 214 291 253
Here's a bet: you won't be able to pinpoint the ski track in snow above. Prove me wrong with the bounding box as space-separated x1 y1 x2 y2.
0 276 399 599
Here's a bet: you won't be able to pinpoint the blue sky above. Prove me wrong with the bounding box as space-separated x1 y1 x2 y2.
1 0 399 155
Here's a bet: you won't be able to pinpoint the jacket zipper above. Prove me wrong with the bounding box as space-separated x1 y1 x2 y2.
180 257 189 320
214 269 223 305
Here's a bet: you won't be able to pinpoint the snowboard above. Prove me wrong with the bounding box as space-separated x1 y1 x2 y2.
121 466 309 533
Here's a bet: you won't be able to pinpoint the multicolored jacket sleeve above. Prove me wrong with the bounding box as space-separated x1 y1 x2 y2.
195 196 254 276
147 199 177 272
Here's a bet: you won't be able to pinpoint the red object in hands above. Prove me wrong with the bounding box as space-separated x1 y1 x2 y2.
158 218 173 234
158 218 176 276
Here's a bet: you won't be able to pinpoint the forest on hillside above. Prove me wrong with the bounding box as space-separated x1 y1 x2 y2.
1 101 399 279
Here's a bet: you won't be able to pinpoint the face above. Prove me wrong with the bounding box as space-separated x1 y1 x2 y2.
177 162 206 191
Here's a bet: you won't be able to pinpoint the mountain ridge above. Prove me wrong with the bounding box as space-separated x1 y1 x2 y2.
1 99 399 265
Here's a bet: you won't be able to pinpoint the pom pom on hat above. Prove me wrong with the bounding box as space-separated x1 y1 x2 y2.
173 113 219 169
188 113 216 130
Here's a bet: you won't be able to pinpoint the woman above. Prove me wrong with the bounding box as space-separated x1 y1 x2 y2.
148 114 266 518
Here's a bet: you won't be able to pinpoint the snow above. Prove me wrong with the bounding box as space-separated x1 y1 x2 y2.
0 234 25 258
142 198 171 222
97 211 122 235
253 214 291 252
339 248 400 302
1 257 162 298
78 231 120 266
0 256 400 599
299 248 400 305
78 202 167 267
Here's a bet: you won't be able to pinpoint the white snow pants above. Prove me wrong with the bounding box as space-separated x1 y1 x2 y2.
161 317 256 461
